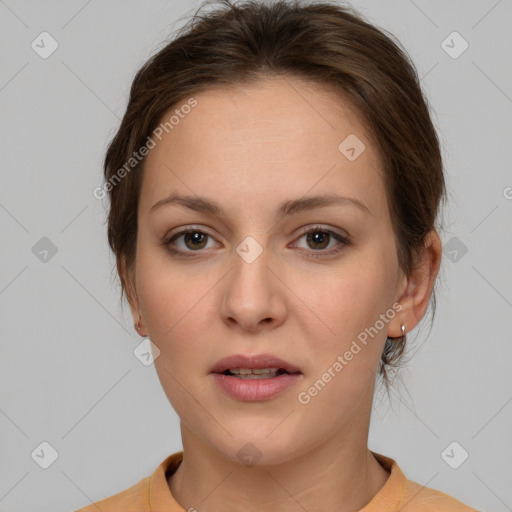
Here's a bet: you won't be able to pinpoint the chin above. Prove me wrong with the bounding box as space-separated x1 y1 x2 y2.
207 432 310 469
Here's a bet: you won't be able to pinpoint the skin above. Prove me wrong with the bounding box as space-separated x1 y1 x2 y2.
121 75 442 511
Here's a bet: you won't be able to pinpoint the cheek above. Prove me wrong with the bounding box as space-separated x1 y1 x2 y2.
290 256 394 427
135 246 213 352
135 250 215 413
291 249 398 407
299 251 395 341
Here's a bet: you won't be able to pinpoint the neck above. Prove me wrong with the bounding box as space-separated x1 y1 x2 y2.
168 416 390 511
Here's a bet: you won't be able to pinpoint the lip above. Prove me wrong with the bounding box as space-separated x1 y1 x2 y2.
210 353 302 374
209 353 303 402
211 372 302 401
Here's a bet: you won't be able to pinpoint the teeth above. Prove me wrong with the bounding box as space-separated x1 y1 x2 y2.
228 367 280 375
234 373 276 379
226 367 288 378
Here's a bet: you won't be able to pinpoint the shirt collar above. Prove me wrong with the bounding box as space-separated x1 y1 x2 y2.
148 450 406 511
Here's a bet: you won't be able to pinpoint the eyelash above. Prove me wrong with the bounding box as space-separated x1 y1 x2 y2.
163 225 349 259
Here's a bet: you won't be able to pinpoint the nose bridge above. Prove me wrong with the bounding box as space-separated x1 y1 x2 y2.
230 234 273 301
221 234 286 329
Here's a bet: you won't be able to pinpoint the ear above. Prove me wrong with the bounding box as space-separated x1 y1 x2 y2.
117 256 143 330
388 230 442 337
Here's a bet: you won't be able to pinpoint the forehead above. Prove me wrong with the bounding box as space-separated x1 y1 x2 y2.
139 76 386 216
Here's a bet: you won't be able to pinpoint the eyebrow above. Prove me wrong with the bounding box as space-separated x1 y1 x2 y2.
149 192 371 218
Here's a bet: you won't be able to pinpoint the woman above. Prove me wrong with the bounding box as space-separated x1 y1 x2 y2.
77 0 478 510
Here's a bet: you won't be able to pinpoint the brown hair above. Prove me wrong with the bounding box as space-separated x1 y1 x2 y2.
102 0 445 387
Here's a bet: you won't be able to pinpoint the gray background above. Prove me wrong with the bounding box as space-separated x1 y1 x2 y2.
1 0 511 510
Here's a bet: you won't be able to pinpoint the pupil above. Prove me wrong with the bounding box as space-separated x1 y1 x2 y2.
307 231 329 250
185 232 207 250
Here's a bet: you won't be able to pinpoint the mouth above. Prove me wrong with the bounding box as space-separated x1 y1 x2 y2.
209 353 303 401
210 353 302 377
220 367 296 379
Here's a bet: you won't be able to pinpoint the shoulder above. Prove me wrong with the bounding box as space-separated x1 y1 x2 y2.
73 451 183 512
401 477 479 511
369 452 479 512
74 476 150 512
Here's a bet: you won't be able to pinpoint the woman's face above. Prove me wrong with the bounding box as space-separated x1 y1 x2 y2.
129 76 408 464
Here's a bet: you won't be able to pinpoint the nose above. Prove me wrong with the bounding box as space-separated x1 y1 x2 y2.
221 242 288 333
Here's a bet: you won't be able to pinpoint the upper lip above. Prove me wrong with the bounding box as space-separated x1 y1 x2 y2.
210 353 302 374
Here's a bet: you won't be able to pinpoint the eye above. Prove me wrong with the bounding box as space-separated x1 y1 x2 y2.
293 225 349 256
165 228 218 255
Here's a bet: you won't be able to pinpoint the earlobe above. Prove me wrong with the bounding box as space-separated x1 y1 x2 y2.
135 318 148 337
388 230 442 338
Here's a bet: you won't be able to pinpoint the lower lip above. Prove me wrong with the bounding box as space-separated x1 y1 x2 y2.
211 373 302 401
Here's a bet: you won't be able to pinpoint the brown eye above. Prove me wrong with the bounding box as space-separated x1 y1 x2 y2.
305 230 331 250
294 226 349 257
182 231 208 250
166 229 216 254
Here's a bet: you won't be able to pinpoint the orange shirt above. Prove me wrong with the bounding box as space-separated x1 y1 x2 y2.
75 451 478 511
